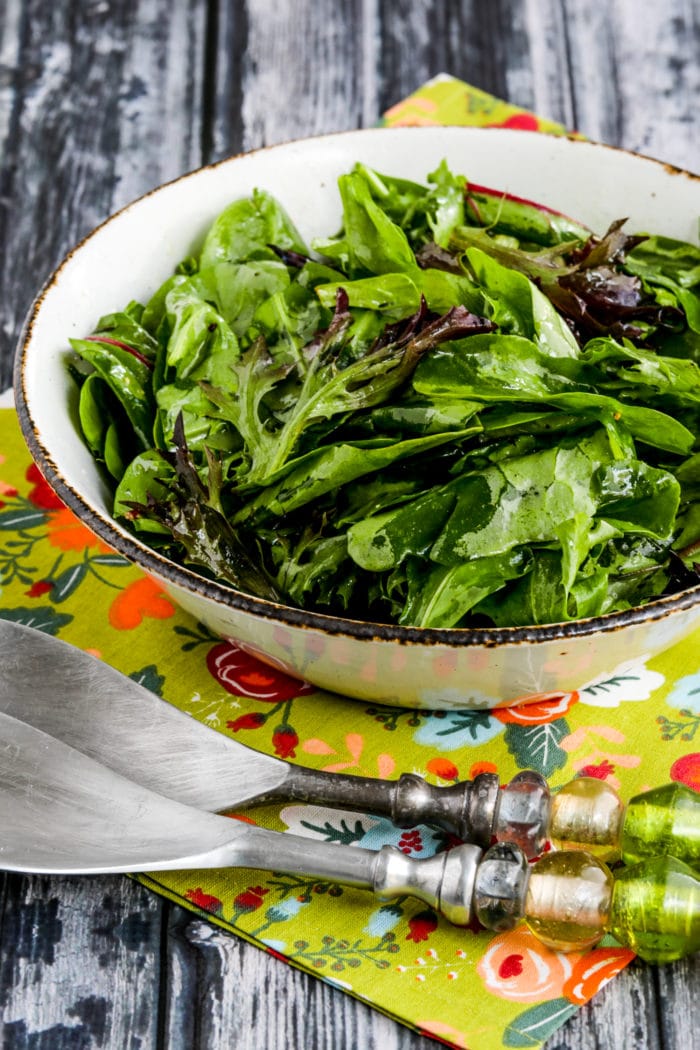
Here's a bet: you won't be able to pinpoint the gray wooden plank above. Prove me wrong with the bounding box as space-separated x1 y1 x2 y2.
163 910 438 1050
209 0 369 160
0 0 207 391
0 873 164 1049
108 0 206 210
654 952 700 1049
513 0 699 170
375 0 513 115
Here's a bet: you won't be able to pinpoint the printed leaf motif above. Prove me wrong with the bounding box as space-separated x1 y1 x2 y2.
128 665 165 696
50 563 89 603
578 656 664 707
90 554 131 567
299 817 368 846
290 931 401 971
435 710 494 740
657 710 700 743
505 719 570 776
503 998 578 1047
0 606 72 635
0 507 47 531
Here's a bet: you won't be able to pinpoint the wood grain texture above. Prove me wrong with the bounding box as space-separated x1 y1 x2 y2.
0 0 206 392
0 873 164 1049
0 0 699 1047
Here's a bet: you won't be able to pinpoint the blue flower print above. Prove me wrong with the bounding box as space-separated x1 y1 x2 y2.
413 709 504 751
665 670 700 715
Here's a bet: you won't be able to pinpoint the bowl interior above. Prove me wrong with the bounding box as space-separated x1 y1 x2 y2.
16 126 700 634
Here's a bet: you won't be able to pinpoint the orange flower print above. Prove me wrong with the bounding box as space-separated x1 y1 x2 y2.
494 691 579 726
562 946 635 1005
469 761 498 779
426 757 459 782
108 576 175 630
477 927 583 1003
45 507 113 553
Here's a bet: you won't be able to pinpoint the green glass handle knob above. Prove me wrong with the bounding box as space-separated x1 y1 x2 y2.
610 854 700 964
621 783 700 870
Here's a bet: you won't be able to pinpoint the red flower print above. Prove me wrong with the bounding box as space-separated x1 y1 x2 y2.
227 712 266 732
498 954 524 979
406 910 438 943
490 112 540 131
670 753 700 792
233 885 269 914
398 830 423 855
25 580 53 598
25 462 64 510
272 724 298 759
207 642 314 701
426 757 459 782
578 760 615 780
185 887 223 914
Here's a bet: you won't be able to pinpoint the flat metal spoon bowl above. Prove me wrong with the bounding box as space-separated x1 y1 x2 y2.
0 708 479 926
0 620 498 843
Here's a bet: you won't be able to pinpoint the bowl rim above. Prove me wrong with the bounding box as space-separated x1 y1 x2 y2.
14 125 700 647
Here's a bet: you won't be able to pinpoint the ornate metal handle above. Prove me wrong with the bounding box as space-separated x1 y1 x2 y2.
268 767 501 846
236 824 483 925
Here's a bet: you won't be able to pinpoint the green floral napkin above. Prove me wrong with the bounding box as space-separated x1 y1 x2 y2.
2 77 698 1050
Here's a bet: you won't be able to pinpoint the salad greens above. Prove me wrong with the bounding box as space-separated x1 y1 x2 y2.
68 160 700 628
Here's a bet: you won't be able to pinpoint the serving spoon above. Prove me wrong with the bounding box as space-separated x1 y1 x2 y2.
0 621 497 844
0 708 479 925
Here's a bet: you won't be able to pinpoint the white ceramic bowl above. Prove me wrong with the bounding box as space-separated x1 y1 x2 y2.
14 127 700 709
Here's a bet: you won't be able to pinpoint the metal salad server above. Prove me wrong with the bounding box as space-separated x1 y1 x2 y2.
0 620 498 844
0 708 480 926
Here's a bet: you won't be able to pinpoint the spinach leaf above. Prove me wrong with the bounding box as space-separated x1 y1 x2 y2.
465 247 580 357
581 336 700 405
70 337 154 449
240 430 475 521
625 236 700 333
313 169 417 276
193 260 291 338
414 333 694 454
464 182 590 246
164 284 240 386
401 549 531 628
200 189 307 267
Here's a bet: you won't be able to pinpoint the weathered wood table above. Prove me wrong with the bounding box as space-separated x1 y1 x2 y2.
0 2 698 1047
